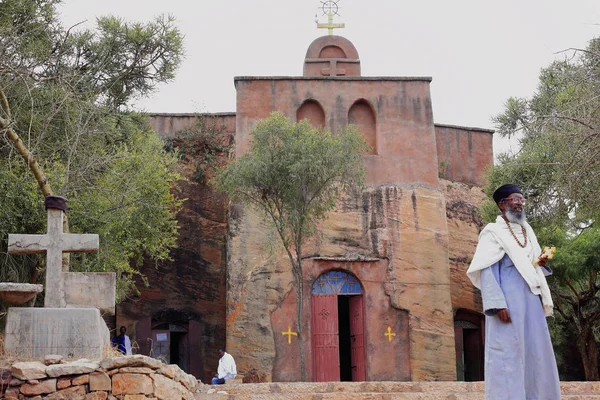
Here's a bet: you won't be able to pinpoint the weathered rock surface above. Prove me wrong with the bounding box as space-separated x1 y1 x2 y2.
2 355 197 399
45 359 99 377
89 371 111 391
151 372 192 400
11 361 47 380
44 385 86 399
19 378 56 396
442 179 486 312
111 373 153 395
228 185 455 381
43 355 64 366
100 355 162 370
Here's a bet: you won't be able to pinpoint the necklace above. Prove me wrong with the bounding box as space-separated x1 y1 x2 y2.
504 218 528 248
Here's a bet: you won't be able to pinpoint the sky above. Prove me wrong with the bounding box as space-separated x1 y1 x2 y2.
58 0 600 156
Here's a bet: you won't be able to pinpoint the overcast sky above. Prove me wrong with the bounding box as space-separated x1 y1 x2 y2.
58 0 600 156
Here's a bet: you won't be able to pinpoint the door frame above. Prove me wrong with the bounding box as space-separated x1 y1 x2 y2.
310 270 367 382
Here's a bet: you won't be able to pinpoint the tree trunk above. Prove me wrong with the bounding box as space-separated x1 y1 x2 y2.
294 255 306 381
1 87 71 271
0 88 53 197
577 327 600 381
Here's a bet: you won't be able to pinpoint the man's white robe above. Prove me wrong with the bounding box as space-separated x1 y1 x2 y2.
467 216 560 400
217 352 237 381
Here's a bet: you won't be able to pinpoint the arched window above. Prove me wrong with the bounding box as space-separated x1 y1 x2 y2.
348 100 376 155
297 100 326 129
311 270 362 295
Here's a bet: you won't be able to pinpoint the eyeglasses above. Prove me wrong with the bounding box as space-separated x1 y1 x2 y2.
502 195 526 204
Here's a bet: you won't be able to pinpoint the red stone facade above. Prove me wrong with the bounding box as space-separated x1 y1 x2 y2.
120 35 492 383
114 113 234 383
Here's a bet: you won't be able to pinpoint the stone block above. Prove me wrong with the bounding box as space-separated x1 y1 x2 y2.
151 373 189 400
63 272 116 315
89 371 111 391
119 367 154 374
45 385 86 399
4 386 19 400
20 378 56 396
11 361 47 380
46 360 99 377
4 308 109 359
72 374 89 385
56 377 71 389
43 354 64 365
86 392 108 400
100 355 163 370
112 373 153 395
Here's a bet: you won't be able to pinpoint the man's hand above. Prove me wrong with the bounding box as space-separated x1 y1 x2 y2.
497 308 511 323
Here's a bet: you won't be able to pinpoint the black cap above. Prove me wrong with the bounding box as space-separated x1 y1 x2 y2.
492 184 522 204
44 196 68 212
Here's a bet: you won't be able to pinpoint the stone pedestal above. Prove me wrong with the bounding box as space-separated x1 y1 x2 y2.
5 308 110 359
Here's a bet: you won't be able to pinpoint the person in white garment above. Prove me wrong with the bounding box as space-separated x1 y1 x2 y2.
467 184 560 400
211 349 237 385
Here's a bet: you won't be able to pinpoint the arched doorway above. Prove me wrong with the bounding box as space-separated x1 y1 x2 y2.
311 270 366 382
454 309 485 381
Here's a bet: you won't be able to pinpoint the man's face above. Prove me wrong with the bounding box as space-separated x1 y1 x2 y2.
218 350 224 358
120 327 126 335
501 194 526 224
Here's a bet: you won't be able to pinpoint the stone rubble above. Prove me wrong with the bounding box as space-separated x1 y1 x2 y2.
1 354 199 400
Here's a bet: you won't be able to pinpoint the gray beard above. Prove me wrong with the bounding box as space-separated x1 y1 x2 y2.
505 207 526 225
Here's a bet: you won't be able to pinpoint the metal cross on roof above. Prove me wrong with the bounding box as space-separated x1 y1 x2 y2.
315 0 345 35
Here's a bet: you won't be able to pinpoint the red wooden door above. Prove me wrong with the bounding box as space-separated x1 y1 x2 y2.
349 296 366 381
312 294 340 382
188 320 205 381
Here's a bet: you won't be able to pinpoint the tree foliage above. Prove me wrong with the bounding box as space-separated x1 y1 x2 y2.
488 38 600 227
486 37 600 379
215 112 368 380
0 0 184 299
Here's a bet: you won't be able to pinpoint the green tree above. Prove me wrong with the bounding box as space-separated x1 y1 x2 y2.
0 0 184 299
486 36 600 380
541 227 600 381
215 112 368 380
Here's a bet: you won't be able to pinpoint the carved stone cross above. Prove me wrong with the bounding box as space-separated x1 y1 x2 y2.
8 196 99 308
321 60 346 76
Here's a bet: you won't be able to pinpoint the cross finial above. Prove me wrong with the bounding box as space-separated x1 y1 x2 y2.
315 0 345 35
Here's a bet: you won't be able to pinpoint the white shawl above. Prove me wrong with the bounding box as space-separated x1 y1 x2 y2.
467 216 553 317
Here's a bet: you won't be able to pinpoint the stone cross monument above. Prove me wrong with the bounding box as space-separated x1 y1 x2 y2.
8 196 99 308
4 196 116 359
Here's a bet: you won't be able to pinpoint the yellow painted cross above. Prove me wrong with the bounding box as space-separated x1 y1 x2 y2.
315 1 345 35
282 326 298 344
316 12 345 35
384 326 396 342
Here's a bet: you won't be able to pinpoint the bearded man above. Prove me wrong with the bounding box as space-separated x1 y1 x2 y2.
467 184 560 400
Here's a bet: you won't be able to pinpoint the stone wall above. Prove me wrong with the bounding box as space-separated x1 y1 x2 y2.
1 355 198 400
434 124 494 186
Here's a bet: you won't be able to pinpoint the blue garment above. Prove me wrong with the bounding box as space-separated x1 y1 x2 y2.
112 335 127 355
211 377 225 385
480 254 560 400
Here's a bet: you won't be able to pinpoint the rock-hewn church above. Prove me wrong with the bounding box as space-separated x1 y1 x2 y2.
116 33 493 384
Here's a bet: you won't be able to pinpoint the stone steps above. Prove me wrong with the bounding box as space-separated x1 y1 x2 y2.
194 381 600 400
